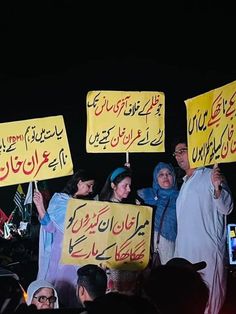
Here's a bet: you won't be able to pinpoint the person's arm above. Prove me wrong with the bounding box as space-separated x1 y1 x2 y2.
33 190 46 219
33 190 56 232
211 164 234 214
135 192 145 205
211 163 223 199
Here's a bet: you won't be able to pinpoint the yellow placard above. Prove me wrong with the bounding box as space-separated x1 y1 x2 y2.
86 90 165 153
230 230 236 238
61 199 152 271
185 80 236 167
0 115 73 187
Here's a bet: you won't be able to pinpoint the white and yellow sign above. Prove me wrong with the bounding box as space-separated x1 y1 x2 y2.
86 90 165 153
0 115 73 187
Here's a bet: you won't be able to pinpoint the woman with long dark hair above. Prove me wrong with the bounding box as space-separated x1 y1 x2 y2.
33 169 96 308
99 166 139 295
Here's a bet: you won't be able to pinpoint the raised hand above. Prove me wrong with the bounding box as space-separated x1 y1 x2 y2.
211 163 223 189
33 190 46 218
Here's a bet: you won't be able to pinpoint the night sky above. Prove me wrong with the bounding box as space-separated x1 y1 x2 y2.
0 2 235 220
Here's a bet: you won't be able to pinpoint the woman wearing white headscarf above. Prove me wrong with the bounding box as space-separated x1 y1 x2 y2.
26 279 59 310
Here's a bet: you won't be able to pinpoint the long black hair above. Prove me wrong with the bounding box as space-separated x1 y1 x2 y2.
62 169 96 197
99 166 132 202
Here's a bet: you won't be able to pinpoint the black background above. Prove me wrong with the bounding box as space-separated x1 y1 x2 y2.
0 1 235 221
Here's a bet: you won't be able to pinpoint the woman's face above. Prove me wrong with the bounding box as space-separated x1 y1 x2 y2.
113 177 131 201
31 287 56 310
74 179 95 197
157 168 174 189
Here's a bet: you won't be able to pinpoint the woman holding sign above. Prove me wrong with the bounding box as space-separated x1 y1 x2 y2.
33 169 96 308
99 165 139 295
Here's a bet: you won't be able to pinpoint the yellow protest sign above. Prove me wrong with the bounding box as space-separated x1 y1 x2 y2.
185 80 236 167
86 90 165 152
61 199 152 271
0 115 73 187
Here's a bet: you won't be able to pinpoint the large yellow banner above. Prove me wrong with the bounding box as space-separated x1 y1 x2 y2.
61 199 152 271
185 80 236 167
86 90 165 152
0 115 73 187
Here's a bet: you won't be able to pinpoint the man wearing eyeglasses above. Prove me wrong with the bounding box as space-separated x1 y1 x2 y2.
172 136 234 314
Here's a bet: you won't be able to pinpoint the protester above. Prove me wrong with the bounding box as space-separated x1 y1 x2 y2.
99 166 138 294
99 166 132 204
26 279 59 310
137 162 179 265
143 263 209 314
33 169 96 308
76 264 107 313
172 136 234 314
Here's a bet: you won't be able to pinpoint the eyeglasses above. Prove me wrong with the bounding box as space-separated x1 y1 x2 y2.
33 295 57 304
172 147 188 157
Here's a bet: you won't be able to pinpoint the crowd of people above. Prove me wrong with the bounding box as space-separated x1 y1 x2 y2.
0 135 235 314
